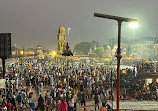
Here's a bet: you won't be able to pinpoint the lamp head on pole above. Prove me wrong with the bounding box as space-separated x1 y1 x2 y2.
94 13 137 23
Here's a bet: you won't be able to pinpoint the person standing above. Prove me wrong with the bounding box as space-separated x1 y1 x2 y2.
68 97 74 111
57 99 61 111
15 77 19 90
21 90 27 108
81 92 86 107
1 100 7 111
59 99 68 111
46 95 52 111
94 93 99 111
100 92 106 105
37 94 44 111
45 90 49 103
40 82 43 93
11 94 17 111
17 92 22 110
73 92 77 111
80 84 84 92
77 91 81 106
6 102 11 111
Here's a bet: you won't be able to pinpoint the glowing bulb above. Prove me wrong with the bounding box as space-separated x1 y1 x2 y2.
129 22 138 29
52 51 57 56
20 51 24 55
53 52 56 55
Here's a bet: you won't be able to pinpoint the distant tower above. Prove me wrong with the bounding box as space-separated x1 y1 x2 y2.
88 48 93 55
37 45 42 53
58 27 66 55
37 45 44 59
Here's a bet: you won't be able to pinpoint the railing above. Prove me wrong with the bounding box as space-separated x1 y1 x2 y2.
142 72 158 77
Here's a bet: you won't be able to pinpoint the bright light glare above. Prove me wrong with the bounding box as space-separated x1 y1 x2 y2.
52 51 56 55
20 51 24 54
129 22 138 29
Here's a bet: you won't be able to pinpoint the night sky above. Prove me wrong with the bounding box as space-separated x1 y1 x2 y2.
0 0 158 49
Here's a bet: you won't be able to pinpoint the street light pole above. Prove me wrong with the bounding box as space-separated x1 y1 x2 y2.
111 70 113 110
94 13 137 111
116 21 122 111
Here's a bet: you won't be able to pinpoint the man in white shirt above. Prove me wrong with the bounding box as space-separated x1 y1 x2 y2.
21 90 28 108
40 82 43 92
100 92 106 105
1 106 7 111
73 93 77 111
68 97 74 111
15 77 19 90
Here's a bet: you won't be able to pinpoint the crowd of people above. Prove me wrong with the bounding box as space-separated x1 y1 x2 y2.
119 62 158 101
0 58 113 111
0 58 158 111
